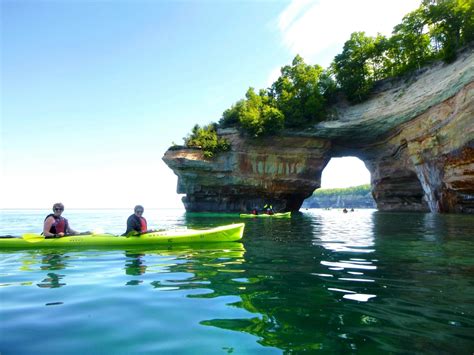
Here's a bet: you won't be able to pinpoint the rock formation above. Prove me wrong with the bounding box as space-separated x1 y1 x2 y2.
163 48 474 213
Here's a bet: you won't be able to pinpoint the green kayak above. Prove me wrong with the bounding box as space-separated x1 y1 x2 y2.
185 212 240 218
240 212 291 218
0 223 245 248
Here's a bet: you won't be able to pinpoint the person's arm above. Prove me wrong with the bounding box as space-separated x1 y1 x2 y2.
43 217 63 237
131 217 141 233
63 218 77 235
66 225 78 235
124 216 140 236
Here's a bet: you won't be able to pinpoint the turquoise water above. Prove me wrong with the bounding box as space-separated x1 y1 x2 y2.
1 209 473 354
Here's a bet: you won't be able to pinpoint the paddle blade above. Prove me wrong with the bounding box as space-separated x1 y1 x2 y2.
22 233 45 243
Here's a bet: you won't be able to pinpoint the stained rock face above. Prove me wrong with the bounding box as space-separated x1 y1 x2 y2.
163 49 474 213
365 80 474 213
163 135 331 212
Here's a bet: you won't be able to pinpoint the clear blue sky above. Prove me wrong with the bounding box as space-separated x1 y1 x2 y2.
1 0 419 208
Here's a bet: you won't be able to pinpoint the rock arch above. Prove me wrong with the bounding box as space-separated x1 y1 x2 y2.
163 49 474 214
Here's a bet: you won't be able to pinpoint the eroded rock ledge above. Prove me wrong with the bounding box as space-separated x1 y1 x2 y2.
163 49 474 213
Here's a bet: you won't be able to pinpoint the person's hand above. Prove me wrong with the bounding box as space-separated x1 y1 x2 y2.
57 232 65 237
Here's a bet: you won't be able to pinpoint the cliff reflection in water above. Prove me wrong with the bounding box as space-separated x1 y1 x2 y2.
195 213 374 352
3 210 472 353
195 211 474 353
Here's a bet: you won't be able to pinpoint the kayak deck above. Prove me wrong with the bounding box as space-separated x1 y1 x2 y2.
0 223 245 248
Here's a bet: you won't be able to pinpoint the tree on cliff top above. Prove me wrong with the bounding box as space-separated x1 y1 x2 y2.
422 0 474 62
186 0 473 142
219 55 329 135
331 0 472 102
220 88 284 137
183 123 230 158
270 55 328 127
332 32 377 103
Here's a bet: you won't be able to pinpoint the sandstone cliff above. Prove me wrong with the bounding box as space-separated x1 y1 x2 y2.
163 49 474 213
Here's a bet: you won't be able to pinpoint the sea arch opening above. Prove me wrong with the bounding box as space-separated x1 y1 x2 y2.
303 157 375 209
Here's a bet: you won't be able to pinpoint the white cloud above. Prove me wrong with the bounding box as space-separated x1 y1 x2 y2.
277 0 420 66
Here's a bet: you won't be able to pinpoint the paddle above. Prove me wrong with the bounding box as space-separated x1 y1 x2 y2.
22 233 46 243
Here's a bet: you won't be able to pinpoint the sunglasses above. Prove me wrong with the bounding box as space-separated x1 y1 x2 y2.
136 210 144 213
54 208 64 211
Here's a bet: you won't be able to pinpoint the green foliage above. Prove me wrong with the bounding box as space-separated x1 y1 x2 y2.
331 0 473 100
220 88 284 137
387 8 434 74
332 32 377 102
220 99 246 128
183 123 230 158
238 88 285 137
270 55 327 127
188 0 473 140
332 11 433 102
313 184 372 197
422 0 474 62
219 56 329 136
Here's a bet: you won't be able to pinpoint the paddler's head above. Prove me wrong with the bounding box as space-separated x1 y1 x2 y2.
52 203 64 217
134 205 144 217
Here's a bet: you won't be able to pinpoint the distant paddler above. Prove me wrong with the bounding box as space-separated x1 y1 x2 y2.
263 204 274 215
43 202 78 238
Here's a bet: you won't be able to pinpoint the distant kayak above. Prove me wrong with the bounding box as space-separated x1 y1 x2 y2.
240 212 291 218
0 223 245 248
186 212 240 218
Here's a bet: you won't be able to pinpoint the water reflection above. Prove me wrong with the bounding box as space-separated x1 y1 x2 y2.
313 209 375 253
147 243 246 294
308 210 378 303
1 211 473 353
193 211 473 353
125 252 147 285
40 253 69 271
37 272 66 288
37 253 68 288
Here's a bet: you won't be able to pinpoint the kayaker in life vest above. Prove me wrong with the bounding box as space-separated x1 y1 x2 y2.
124 205 150 236
43 202 78 238
263 204 274 215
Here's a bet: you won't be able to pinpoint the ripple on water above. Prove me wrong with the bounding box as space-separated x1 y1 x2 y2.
1 209 474 354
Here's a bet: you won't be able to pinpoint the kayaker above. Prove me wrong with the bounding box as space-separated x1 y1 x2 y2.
263 204 274 215
124 205 150 236
43 203 78 238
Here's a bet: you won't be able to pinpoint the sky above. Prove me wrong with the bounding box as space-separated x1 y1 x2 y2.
1 0 419 209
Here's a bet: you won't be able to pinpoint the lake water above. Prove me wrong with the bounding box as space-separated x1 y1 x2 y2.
1 209 473 354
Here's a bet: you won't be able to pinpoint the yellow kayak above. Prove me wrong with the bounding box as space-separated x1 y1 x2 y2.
0 223 245 248
239 212 291 218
